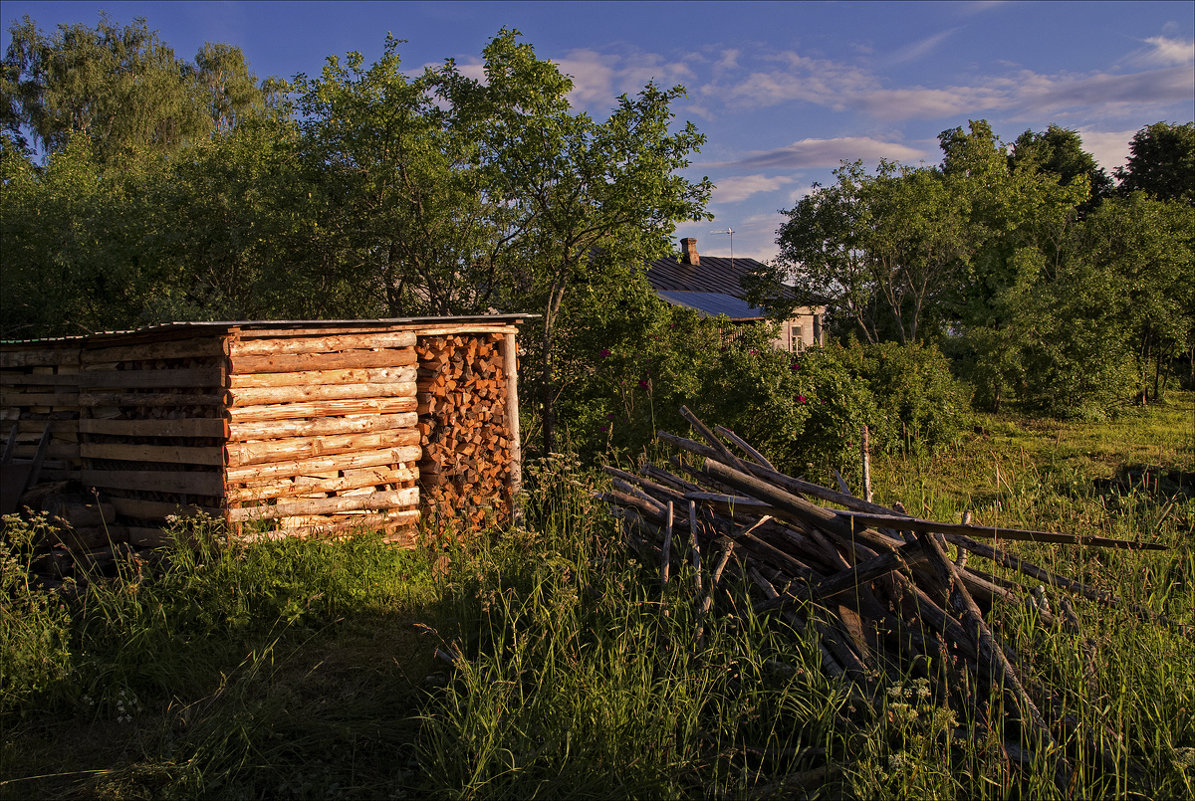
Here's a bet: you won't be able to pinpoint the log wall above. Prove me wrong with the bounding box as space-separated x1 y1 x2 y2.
2 317 527 548
78 333 227 547
0 341 83 483
223 327 421 545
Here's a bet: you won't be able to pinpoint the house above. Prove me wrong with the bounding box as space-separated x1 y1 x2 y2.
646 237 824 352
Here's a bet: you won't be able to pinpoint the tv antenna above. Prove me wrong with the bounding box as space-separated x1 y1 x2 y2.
710 226 735 270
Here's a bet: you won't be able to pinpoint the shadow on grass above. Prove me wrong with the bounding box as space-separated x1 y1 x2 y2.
0 523 451 801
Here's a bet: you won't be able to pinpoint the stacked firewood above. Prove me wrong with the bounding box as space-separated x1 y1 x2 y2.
603 407 1174 782
224 329 421 544
416 333 513 532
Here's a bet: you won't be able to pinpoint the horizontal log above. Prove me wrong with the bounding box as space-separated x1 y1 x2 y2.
226 396 417 423
227 348 415 375
109 497 221 520
235 508 421 541
1 391 79 407
224 446 421 483
413 325 517 338
79 391 223 407
0 372 80 387
80 367 225 390
1 347 81 368
82 468 223 496
228 412 418 442
79 418 228 438
82 338 226 365
230 487 419 522
224 381 416 408
226 428 420 467
228 331 417 356
228 365 416 389
227 464 418 503
81 442 225 466
836 511 1168 551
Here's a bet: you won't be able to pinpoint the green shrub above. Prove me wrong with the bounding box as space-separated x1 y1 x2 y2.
0 514 73 714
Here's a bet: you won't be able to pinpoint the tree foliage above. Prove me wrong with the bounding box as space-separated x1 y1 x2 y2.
1116 121 1195 206
773 118 1194 418
2 13 271 163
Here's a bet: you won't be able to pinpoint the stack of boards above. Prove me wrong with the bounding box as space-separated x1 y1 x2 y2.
0 318 526 548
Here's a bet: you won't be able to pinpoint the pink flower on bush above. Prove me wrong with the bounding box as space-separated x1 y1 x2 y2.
797 395 807 403
638 379 648 389
600 348 611 358
791 362 800 371
600 425 609 433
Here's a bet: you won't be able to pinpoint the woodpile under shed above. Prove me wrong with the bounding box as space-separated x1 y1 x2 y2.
1 316 529 554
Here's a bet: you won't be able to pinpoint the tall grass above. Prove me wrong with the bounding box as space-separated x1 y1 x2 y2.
1 515 436 799
3 394 1192 799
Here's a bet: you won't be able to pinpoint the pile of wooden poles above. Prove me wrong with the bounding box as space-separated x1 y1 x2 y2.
602 407 1172 781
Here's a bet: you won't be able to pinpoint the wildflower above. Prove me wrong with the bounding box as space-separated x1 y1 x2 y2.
797 395 806 403
638 379 648 389
600 425 609 433
791 362 800 370
600 347 611 358
749 349 759 356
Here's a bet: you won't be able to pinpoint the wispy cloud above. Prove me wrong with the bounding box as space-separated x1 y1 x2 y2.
711 174 797 204
553 47 696 109
887 28 962 66
706 137 927 171
1129 35 1195 67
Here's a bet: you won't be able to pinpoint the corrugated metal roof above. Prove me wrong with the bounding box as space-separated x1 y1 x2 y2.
646 254 794 300
656 291 766 320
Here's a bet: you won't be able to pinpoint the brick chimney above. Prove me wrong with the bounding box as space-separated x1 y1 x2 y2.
680 237 699 266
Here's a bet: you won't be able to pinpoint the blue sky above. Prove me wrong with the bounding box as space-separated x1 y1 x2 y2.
3 1 1192 260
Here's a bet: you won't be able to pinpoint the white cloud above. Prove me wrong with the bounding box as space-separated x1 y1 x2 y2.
856 84 1011 119
1074 127 1140 173
706 137 927 170
1132 35 1195 67
711 174 797 204
553 47 696 109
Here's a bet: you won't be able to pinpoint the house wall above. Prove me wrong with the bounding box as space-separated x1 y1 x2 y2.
771 307 825 352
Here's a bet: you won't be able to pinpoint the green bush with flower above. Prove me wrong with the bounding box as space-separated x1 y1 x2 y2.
548 282 969 483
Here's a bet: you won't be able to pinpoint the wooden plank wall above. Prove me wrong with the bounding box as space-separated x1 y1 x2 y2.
0 342 83 483
223 327 421 544
416 331 514 534
77 335 227 546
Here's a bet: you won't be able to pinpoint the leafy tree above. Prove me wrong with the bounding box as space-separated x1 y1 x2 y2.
1009 125 1112 211
292 36 504 318
1071 193 1195 403
2 13 270 163
444 30 711 454
1116 121 1195 205
774 159 969 346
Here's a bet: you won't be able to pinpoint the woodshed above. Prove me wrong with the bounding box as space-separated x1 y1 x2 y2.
0 316 529 548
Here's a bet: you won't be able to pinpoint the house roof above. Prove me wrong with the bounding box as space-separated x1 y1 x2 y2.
656 291 767 320
646 238 795 301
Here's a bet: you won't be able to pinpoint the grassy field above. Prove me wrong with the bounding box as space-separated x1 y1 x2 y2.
1 392 1192 799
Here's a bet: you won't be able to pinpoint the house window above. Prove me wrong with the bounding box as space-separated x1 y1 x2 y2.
791 324 805 352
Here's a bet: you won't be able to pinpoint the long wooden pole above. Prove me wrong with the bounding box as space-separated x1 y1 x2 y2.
504 332 523 518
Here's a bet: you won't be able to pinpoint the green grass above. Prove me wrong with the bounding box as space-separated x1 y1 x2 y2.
2 393 1192 799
